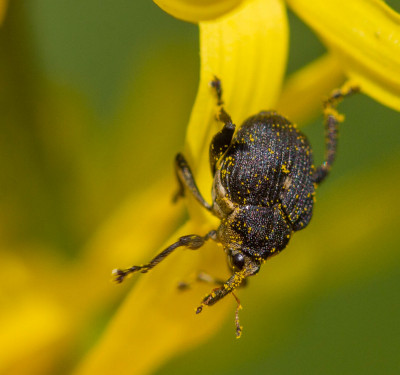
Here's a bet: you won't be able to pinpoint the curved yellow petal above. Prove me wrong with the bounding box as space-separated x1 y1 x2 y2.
153 0 244 23
277 54 346 124
286 0 400 111
0 246 78 375
0 0 7 25
81 174 182 279
74 220 234 375
0 173 183 375
0 294 69 374
185 0 288 223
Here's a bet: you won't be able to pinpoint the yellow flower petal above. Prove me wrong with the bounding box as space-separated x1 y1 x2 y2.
72 173 183 306
0 0 7 24
0 294 69 374
74 221 233 375
153 0 244 23
277 54 346 124
0 248 73 375
0 172 183 375
74 1 288 374
286 0 400 111
185 0 288 222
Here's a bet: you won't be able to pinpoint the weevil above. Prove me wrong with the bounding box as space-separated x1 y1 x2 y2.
113 77 358 337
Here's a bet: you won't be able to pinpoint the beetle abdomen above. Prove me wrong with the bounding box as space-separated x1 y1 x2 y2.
219 111 315 230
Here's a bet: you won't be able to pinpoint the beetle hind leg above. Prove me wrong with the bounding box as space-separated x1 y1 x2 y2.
313 85 359 184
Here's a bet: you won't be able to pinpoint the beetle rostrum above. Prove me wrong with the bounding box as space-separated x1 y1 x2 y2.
113 77 359 337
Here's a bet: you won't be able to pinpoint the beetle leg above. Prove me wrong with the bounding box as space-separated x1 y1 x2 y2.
178 269 248 290
209 77 236 175
195 272 244 312
178 267 244 337
313 85 359 184
177 271 225 290
113 230 217 283
195 264 257 338
173 153 213 212
196 260 259 310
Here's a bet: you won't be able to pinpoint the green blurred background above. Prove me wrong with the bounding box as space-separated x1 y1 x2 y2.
2 1 400 374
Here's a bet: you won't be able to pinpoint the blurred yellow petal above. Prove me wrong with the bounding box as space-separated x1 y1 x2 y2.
39 174 182 314
0 295 69 375
0 248 72 375
277 54 346 124
72 173 183 306
0 174 181 375
74 221 232 375
287 0 400 111
0 0 7 24
74 0 288 374
153 0 244 23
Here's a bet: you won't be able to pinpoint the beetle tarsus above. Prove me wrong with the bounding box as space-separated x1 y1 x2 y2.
232 292 243 338
112 266 143 283
211 76 224 105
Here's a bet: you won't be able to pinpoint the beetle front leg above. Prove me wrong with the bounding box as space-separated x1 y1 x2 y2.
196 272 244 312
113 230 217 283
196 271 246 338
196 259 259 338
196 257 259 310
173 153 213 213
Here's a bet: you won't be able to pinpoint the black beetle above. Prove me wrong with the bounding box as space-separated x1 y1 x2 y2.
113 77 358 337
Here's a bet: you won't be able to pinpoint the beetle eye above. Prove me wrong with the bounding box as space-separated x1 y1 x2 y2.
230 252 245 271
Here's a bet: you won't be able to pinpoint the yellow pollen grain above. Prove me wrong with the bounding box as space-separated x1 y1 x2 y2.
281 164 290 174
